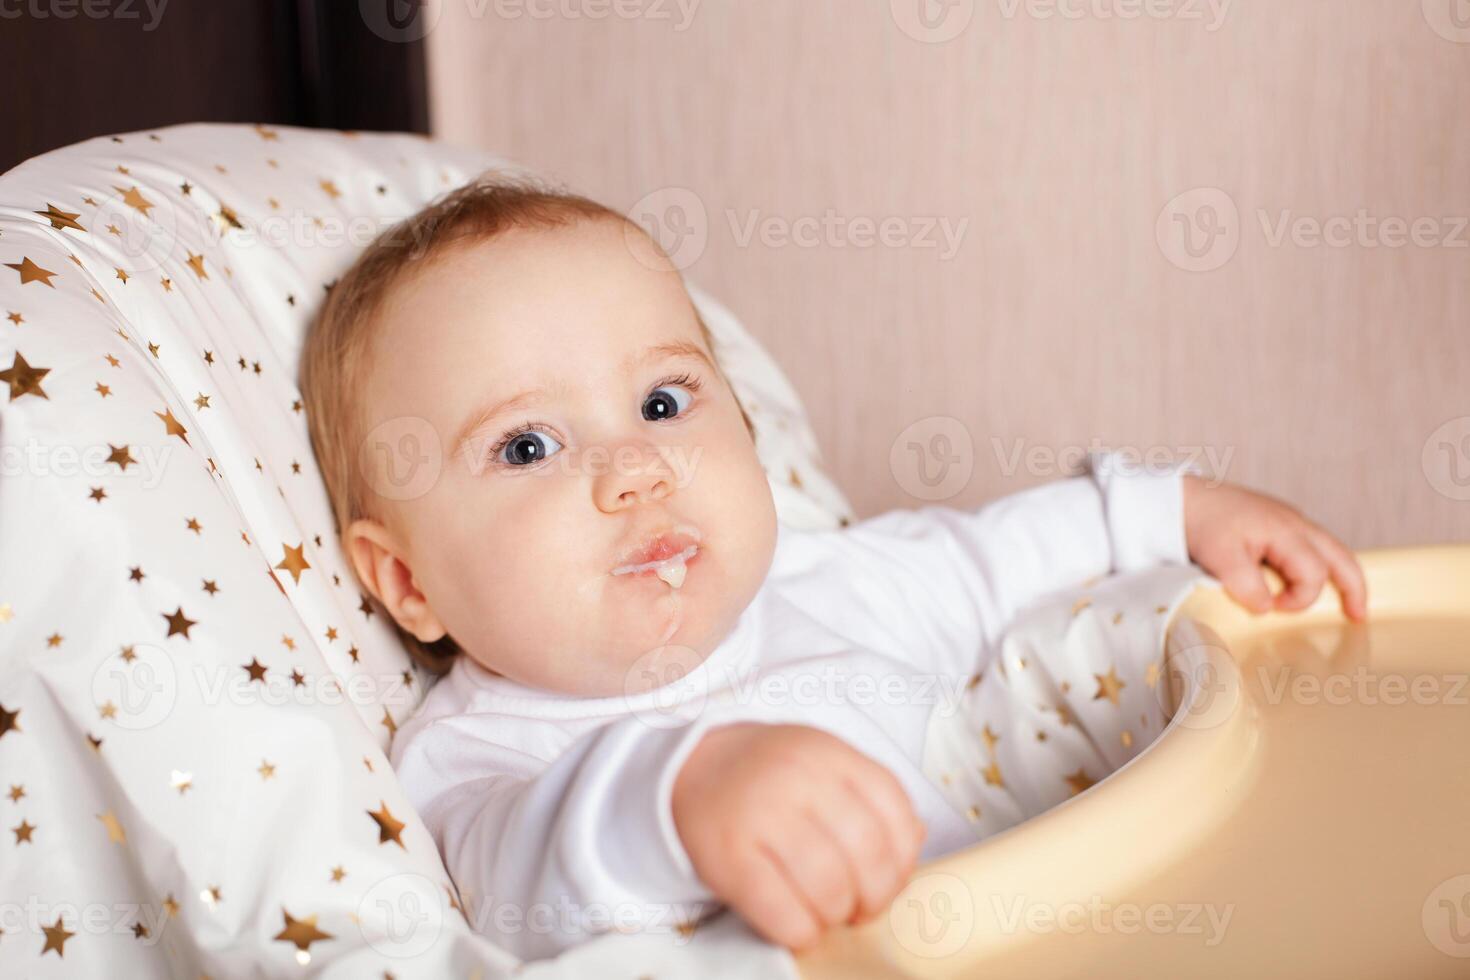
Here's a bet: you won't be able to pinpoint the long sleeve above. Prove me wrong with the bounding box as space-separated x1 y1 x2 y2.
400 706 746 961
798 451 1194 680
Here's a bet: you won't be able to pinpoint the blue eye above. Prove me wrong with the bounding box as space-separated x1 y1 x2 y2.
499 430 563 466
643 385 692 421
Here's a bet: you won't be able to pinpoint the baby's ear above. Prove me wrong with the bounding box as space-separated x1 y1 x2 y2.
344 518 448 644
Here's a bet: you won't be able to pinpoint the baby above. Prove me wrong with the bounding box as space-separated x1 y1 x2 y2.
299 176 1367 962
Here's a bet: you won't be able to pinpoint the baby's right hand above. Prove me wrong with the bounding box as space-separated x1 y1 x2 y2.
671 722 926 951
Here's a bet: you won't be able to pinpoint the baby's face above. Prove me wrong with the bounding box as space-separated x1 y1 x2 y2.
348 216 778 697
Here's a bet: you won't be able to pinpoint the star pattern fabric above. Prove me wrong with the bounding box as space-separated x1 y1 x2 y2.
923 563 1207 836
0 122 850 977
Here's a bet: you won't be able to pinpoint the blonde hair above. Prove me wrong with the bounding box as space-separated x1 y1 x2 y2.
299 174 748 674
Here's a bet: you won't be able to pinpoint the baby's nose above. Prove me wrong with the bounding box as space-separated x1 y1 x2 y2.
593 443 675 512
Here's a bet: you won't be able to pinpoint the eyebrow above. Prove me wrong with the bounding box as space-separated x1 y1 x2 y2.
453 339 715 453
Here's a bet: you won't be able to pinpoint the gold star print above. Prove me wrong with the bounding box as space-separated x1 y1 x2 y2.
258 759 277 780
106 224 121 236
1 351 50 400
1092 666 1126 706
95 382 111 398
111 185 156 217
0 602 10 622
1121 730 1134 748
981 725 1000 752
329 866 346 883
91 288 106 304
159 276 172 292
381 708 397 736
99 701 117 719
275 908 333 962
358 594 375 619
8 784 23 802
289 669 305 688
202 580 219 596
35 203 85 232
254 124 280 141
46 632 62 648
281 634 296 652
129 566 145 583
980 760 1004 788
104 353 120 367
1064 769 1096 796
186 517 202 534
1145 661 1161 689
5 256 58 287
368 801 406 848
347 646 360 664
162 894 180 917
13 818 36 843
115 267 130 284
132 922 148 940
86 733 103 752
171 770 192 794
967 805 982 822
319 179 342 200
1055 704 1075 727
324 626 338 642
106 444 136 470
120 645 137 662
185 252 208 280
244 658 268 683
163 607 197 639
1071 596 1093 616
155 407 189 445
40 916 73 956
201 885 222 909
6 311 22 325
147 342 159 358
275 542 311 584
0 703 20 741
362 756 374 773
180 181 192 195
98 810 126 844
195 393 211 409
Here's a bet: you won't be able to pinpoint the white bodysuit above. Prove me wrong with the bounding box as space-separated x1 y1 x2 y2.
388 455 1192 960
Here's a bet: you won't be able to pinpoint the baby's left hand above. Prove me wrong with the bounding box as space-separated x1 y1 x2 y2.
1182 475 1368 622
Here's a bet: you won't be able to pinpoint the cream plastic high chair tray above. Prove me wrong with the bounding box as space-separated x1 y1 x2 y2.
800 545 1470 979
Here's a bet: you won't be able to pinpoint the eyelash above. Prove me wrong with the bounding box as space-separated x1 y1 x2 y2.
484 373 703 466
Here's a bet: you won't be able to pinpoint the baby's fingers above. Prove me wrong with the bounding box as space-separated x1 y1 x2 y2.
1304 525 1369 622
1211 541 1274 614
730 840 825 951
1264 534 1328 612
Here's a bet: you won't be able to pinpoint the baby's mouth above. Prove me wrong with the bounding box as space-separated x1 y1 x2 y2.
611 526 702 590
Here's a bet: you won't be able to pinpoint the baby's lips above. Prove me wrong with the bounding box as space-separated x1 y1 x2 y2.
611 523 703 572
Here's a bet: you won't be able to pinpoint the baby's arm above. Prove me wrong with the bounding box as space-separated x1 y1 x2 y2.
404 708 925 959
820 450 1189 678
409 714 726 961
